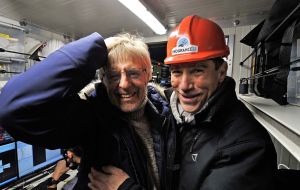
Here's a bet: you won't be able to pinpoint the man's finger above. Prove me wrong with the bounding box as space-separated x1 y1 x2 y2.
88 173 105 189
91 167 108 179
88 182 101 190
102 165 120 174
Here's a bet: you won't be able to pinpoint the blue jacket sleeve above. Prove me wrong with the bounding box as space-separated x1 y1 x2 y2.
0 32 107 148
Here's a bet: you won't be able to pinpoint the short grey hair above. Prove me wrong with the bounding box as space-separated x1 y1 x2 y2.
100 33 151 78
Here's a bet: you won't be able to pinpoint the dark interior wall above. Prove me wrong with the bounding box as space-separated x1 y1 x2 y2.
148 42 167 64
147 42 171 87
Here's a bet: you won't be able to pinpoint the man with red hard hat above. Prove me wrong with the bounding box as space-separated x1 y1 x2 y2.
163 15 277 190
88 15 278 190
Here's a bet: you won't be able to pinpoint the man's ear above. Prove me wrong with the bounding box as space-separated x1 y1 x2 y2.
218 63 228 83
148 70 153 82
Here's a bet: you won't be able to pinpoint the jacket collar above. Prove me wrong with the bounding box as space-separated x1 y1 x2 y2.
146 84 170 132
194 77 237 124
147 84 169 117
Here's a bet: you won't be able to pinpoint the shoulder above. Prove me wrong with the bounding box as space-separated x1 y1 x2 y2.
218 101 272 148
147 82 166 98
147 83 170 116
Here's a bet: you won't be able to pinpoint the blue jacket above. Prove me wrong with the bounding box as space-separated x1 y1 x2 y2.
0 33 175 190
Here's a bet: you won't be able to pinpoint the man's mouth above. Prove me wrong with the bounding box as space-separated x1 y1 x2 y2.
119 92 136 99
181 94 199 99
177 91 202 103
179 92 201 99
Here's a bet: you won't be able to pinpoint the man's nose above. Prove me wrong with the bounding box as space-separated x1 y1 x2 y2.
118 72 130 88
179 73 193 91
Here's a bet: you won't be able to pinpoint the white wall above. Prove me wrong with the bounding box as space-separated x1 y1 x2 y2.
223 25 257 89
0 16 68 87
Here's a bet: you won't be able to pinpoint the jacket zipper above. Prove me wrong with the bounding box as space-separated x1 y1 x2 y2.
189 131 201 153
160 117 166 190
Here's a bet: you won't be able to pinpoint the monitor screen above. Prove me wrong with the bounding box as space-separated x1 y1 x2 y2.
0 142 18 187
16 141 63 177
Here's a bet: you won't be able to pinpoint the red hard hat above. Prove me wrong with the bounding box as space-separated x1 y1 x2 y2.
164 15 229 65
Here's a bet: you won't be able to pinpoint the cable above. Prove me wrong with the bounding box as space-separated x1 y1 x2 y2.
278 163 290 169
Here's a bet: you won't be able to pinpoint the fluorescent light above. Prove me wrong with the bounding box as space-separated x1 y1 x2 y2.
118 0 167 35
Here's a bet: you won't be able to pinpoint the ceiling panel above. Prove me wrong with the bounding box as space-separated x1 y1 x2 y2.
0 0 276 38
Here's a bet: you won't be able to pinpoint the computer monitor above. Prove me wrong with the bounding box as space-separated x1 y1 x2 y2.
16 141 63 177
0 142 18 187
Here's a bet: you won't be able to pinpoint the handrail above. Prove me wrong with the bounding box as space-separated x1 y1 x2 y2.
0 69 21 74
240 46 260 66
244 66 280 80
0 48 46 59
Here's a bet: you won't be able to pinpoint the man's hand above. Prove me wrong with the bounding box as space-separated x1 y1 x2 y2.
88 166 129 190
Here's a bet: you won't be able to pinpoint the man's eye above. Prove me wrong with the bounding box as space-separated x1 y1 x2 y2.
171 71 182 77
171 70 182 75
108 73 120 80
128 71 140 78
192 69 203 74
